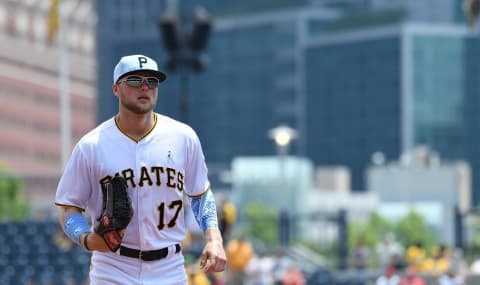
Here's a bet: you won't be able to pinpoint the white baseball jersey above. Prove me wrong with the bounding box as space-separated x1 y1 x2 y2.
55 113 209 250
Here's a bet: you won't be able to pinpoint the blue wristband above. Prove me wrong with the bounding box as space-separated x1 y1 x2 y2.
63 213 91 245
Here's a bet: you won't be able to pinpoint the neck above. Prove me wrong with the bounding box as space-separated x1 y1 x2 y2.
115 111 155 141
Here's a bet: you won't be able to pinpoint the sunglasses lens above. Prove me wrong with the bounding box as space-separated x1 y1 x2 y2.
125 77 143 87
123 76 159 88
146 78 159 88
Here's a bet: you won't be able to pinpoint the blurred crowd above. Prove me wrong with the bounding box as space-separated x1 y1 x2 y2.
179 195 480 285
349 232 480 285
182 195 305 285
184 235 305 285
224 237 304 285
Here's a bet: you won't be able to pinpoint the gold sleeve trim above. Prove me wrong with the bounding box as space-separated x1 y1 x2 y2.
54 202 86 212
186 181 211 198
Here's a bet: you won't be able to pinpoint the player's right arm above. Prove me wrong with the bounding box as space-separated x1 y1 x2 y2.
55 141 113 252
57 205 111 252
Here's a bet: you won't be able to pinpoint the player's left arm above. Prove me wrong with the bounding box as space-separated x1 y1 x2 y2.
188 189 227 273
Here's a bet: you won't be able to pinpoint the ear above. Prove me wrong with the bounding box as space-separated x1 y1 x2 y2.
112 83 120 97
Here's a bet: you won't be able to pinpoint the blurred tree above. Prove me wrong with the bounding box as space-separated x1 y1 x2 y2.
348 212 393 249
471 217 480 246
0 165 28 221
298 210 438 269
244 202 278 245
394 208 436 250
463 213 480 263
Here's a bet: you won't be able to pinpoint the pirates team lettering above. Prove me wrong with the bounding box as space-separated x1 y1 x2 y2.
99 166 184 191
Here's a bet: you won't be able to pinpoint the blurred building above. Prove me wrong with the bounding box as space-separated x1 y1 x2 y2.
306 21 480 204
306 190 378 243
0 0 96 216
316 0 465 23
366 145 471 245
229 154 378 245
315 166 351 192
196 7 340 164
231 155 315 240
96 2 480 206
369 0 463 23
232 156 315 213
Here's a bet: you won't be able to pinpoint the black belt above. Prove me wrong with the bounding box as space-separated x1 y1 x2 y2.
119 244 181 261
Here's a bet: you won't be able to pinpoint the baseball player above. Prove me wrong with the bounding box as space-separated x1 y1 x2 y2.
55 54 227 285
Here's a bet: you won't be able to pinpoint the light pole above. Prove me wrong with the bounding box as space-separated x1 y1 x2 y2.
158 3 211 123
268 125 297 197
268 124 297 246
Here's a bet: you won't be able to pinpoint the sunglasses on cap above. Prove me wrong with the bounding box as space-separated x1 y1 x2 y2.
117 75 160 89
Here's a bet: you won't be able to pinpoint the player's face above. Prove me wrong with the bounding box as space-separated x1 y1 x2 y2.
113 71 159 115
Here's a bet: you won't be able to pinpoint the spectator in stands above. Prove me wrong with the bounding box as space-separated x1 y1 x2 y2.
438 268 464 285
449 248 468 281
375 265 400 285
282 263 305 285
244 246 275 285
350 237 370 270
217 195 236 245
376 233 404 269
399 266 426 285
349 237 371 284
470 257 480 275
406 242 426 271
187 260 212 285
272 247 292 285
420 244 450 276
225 236 254 285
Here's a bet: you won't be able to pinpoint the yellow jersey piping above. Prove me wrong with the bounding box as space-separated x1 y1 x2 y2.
186 181 211 198
114 113 158 143
54 202 86 212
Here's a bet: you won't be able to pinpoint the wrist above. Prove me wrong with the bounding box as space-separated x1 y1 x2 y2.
205 228 223 243
82 232 90 251
84 232 116 252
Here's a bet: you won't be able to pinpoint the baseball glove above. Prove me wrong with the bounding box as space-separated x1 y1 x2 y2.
95 176 133 252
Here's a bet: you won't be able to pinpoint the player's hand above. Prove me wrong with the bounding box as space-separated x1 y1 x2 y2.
82 231 125 252
199 228 227 273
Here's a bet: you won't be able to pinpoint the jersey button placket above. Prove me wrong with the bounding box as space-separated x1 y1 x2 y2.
136 143 147 250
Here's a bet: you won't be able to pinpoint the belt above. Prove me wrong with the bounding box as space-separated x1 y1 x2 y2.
119 244 181 261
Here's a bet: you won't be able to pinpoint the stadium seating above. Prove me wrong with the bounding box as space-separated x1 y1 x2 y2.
0 220 90 285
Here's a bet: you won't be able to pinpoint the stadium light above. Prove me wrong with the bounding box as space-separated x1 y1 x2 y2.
158 13 182 52
158 6 211 70
189 7 211 52
268 124 297 151
158 5 212 123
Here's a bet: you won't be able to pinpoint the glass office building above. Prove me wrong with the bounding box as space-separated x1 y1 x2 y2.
305 27 402 192
305 23 480 204
191 9 338 163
